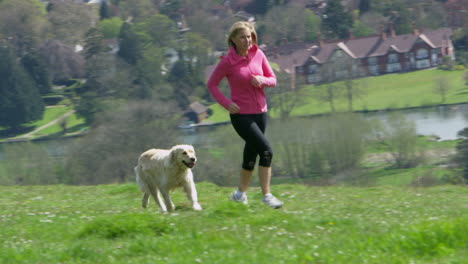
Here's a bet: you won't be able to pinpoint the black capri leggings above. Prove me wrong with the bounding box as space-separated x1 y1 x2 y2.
230 113 273 171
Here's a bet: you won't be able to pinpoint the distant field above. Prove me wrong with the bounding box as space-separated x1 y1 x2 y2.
207 69 467 122
0 106 86 140
0 183 466 264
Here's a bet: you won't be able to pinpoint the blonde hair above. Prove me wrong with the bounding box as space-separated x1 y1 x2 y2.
227 21 258 48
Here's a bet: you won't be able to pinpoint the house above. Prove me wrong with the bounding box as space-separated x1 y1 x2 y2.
265 27 455 85
185 101 209 123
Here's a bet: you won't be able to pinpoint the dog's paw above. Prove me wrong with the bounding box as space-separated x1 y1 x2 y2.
193 203 202 211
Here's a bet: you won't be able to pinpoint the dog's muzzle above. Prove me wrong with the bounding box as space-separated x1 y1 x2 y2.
183 159 196 168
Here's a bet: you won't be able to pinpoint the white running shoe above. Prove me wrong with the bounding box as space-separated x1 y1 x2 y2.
230 190 248 205
262 194 283 209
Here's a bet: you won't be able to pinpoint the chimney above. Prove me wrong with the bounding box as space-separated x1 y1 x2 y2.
412 22 420 36
317 32 324 47
348 29 354 40
389 22 396 38
381 31 387 40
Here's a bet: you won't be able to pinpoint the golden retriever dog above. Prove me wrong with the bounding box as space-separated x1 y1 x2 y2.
134 144 202 213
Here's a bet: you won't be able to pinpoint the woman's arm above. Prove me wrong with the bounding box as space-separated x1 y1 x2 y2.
207 60 232 109
260 51 276 87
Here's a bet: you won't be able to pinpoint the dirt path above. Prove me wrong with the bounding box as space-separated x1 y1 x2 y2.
17 110 76 139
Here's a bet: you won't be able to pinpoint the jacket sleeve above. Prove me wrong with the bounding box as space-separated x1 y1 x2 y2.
260 50 277 87
207 60 232 109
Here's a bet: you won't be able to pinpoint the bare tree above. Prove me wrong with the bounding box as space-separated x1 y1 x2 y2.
433 76 451 103
381 113 424 168
315 64 339 112
268 71 308 119
0 0 48 54
47 0 99 45
37 40 86 83
344 78 367 111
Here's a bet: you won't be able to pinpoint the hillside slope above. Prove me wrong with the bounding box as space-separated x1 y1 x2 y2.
0 183 466 264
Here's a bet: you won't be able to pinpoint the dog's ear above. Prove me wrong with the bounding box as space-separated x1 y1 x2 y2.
170 146 182 161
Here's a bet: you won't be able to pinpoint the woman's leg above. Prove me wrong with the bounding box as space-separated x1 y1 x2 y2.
258 165 271 195
239 168 252 192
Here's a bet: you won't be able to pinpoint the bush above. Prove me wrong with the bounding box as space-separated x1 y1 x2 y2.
380 113 425 168
270 113 371 180
64 100 181 185
42 95 65 105
0 142 60 185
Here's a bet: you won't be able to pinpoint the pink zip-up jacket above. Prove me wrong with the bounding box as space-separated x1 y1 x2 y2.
207 45 277 114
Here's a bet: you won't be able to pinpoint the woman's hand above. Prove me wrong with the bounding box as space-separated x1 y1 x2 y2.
251 75 263 88
227 102 240 114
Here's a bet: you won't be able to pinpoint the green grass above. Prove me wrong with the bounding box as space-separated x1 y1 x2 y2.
206 69 467 123
26 106 73 130
0 183 466 264
35 113 86 136
0 105 87 140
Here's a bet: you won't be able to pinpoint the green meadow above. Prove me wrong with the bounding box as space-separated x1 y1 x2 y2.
0 183 466 264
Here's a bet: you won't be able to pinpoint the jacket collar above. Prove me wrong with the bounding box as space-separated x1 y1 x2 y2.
225 44 258 65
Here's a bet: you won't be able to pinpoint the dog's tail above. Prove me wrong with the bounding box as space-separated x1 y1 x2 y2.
134 165 145 193
135 165 150 208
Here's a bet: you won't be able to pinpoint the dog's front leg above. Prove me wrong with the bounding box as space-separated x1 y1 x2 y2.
183 178 202 211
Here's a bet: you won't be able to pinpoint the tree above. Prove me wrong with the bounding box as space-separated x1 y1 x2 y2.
186 9 228 50
360 11 388 35
315 64 339 112
99 17 124 39
261 4 312 45
21 51 51 95
117 22 142 65
321 0 353 39
0 46 44 129
47 0 98 46
359 0 371 14
136 14 178 48
118 0 158 22
245 0 276 15
37 40 86 83
344 79 365 111
381 113 423 168
99 0 111 20
351 19 375 37
268 71 308 119
83 27 106 60
0 0 48 55
134 45 167 99
433 76 451 103
304 9 321 42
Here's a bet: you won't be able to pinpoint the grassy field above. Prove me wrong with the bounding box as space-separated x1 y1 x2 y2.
0 106 86 141
0 183 466 264
206 69 467 123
